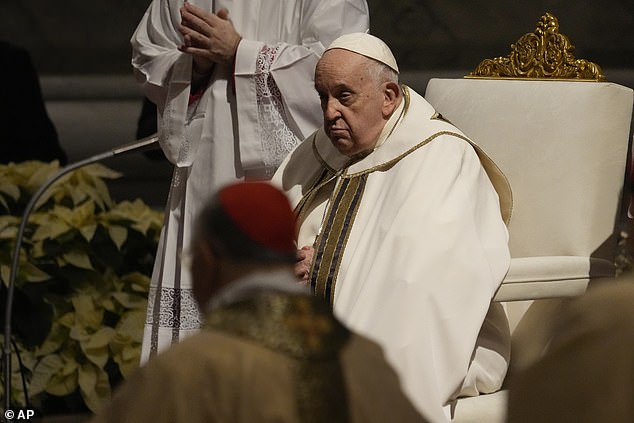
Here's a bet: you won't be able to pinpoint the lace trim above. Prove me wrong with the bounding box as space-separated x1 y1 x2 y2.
255 44 301 168
146 286 203 330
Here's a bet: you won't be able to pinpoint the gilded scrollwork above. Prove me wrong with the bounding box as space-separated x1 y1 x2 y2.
468 13 605 81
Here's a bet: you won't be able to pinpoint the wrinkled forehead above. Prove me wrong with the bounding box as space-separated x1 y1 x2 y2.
316 49 369 80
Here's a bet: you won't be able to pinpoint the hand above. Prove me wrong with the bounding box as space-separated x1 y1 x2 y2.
178 3 241 75
295 246 315 285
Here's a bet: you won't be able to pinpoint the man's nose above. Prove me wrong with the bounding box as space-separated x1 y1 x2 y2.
323 98 341 122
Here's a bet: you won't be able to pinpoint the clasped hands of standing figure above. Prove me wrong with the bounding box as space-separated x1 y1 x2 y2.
178 1 241 76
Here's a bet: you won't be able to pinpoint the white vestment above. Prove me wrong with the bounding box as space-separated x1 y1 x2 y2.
272 86 511 423
130 0 369 362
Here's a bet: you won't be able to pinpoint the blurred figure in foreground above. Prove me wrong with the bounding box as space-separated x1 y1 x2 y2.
90 181 427 423
507 280 634 423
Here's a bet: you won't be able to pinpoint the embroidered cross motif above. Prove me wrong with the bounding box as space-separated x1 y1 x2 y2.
285 298 332 350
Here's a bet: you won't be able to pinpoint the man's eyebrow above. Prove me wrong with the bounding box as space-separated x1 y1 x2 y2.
314 83 350 92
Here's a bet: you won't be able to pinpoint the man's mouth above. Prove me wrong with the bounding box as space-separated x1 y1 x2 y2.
328 127 347 136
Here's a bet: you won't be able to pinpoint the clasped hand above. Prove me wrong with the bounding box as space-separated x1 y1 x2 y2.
178 2 241 76
295 246 314 285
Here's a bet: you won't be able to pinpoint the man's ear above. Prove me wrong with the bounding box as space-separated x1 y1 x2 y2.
382 81 401 117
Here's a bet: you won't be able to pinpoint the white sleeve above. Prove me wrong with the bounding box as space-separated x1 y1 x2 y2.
130 0 196 166
130 0 190 107
233 0 369 170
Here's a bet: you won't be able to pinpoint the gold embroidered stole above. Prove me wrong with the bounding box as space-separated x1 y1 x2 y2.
205 292 351 423
305 174 368 306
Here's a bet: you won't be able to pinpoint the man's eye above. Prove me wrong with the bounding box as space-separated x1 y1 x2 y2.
339 92 352 103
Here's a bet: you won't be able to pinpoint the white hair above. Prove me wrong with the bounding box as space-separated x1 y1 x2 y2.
365 58 399 87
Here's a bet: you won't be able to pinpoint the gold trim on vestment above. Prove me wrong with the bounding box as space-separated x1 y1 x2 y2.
344 130 450 177
309 175 367 306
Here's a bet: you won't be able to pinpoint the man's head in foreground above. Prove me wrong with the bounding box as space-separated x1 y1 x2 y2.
190 181 297 309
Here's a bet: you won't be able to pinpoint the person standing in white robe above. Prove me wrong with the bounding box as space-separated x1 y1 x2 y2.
130 0 369 362
272 33 512 423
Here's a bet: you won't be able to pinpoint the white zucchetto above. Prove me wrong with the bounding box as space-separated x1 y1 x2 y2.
325 32 399 74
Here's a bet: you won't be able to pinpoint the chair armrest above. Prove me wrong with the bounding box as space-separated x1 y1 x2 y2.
493 256 615 302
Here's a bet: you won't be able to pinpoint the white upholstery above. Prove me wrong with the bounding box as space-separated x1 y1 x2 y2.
425 79 633 300
495 255 615 301
424 78 633 422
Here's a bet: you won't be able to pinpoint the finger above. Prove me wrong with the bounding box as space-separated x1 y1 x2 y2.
182 1 208 17
181 15 209 36
216 7 230 20
182 46 214 61
294 267 305 279
181 6 214 34
179 26 207 48
184 2 225 27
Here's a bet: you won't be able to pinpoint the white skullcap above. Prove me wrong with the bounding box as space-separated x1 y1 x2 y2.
325 32 399 74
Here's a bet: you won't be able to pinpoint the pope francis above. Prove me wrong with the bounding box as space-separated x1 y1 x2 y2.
273 33 513 423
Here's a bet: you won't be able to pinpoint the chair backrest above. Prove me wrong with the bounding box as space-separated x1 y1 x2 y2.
426 78 633 262
425 12 633 368
436 15 634 422
425 12 633 266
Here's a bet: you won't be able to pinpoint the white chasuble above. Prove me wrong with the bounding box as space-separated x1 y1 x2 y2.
273 86 511 423
130 0 369 362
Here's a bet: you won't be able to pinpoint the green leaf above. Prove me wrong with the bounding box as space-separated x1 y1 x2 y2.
0 160 163 413
71 295 103 329
23 262 51 282
63 251 94 270
122 272 151 293
107 225 128 250
29 354 65 396
57 312 75 329
110 311 145 378
1 264 10 287
80 223 98 242
0 180 20 200
78 363 111 413
35 323 70 357
47 368 79 396
80 327 116 368
112 292 148 310
27 160 62 192
115 310 145 342
31 213 71 241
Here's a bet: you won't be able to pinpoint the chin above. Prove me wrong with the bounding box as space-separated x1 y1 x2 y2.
329 137 353 155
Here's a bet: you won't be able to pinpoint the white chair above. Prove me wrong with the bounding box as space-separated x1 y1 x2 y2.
424 13 634 422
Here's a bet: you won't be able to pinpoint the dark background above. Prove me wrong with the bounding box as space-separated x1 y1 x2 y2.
1 1 632 75
1 1 632 208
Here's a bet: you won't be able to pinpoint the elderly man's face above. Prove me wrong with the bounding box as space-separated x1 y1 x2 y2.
314 49 392 156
